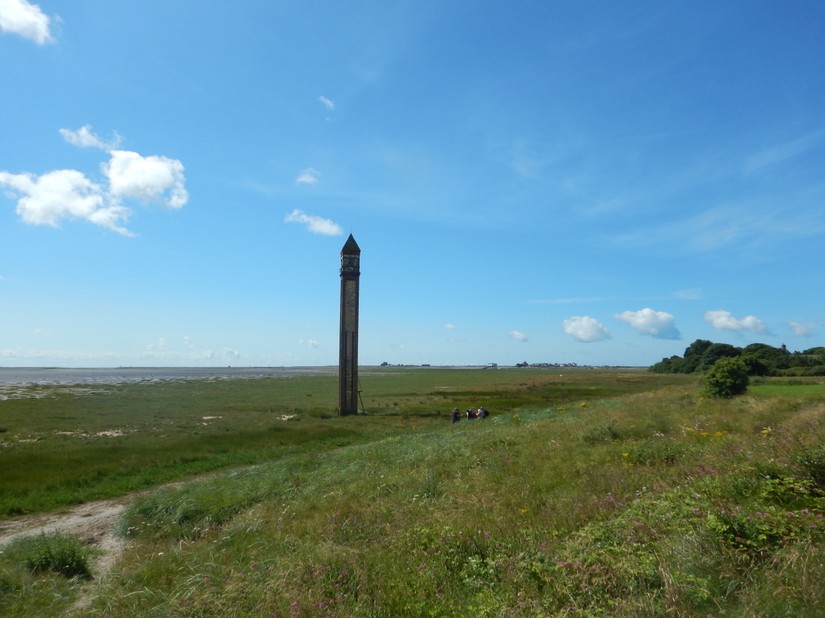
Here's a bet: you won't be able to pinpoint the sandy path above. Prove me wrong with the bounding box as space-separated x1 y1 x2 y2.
0 498 129 577
0 498 134 614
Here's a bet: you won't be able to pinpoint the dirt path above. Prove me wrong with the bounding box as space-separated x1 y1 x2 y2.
0 498 130 577
1 471 224 612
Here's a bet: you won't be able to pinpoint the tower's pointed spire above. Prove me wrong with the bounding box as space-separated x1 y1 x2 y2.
341 233 360 255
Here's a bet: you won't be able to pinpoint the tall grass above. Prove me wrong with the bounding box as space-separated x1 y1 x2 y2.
4 371 825 615
77 381 825 615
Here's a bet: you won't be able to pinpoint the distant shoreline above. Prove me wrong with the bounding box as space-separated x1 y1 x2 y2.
0 364 644 387
0 366 339 386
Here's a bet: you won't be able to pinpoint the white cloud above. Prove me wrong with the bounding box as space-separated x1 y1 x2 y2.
0 0 55 45
704 310 767 334
295 167 321 185
508 330 528 342
788 321 813 337
563 316 610 342
103 150 188 208
284 209 343 236
614 308 680 340
59 125 120 151
318 95 335 111
1 128 188 235
444 323 456 330
0 169 133 235
299 338 320 348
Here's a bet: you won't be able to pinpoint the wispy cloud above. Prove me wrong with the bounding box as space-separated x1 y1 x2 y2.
59 125 121 151
318 95 335 111
615 199 825 254
788 321 814 337
0 0 55 45
444 323 456 330
704 309 767 334
528 296 619 305
295 168 321 185
614 308 680 339
508 330 528 342
672 288 703 300
744 128 825 174
299 338 320 348
284 209 343 236
563 316 610 342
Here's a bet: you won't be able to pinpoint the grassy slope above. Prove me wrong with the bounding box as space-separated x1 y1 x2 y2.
3 370 825 616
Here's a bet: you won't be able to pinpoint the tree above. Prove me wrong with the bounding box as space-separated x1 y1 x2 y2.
682 339 714 372
704 357 749 398
698 343 741 372
649 355 686 373
741 343 790 374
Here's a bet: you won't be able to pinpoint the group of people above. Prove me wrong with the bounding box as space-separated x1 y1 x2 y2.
451 406 489 422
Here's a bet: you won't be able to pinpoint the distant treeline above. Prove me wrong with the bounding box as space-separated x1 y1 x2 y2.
650 340 825 376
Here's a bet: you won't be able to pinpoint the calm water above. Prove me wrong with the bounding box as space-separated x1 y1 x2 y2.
0 366 337 386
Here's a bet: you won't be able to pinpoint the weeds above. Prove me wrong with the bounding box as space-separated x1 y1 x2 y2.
7 533 93 578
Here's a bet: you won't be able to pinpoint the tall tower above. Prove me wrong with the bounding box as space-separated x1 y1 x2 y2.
338 234 361 415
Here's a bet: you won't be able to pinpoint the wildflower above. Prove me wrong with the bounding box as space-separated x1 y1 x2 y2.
622 452 629 458
761 427 772 436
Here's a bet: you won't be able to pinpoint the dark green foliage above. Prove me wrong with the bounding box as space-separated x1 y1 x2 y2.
649 355 686 373
704 357 749 398
651 339 825 377
698 343 741 372
683 339 714 372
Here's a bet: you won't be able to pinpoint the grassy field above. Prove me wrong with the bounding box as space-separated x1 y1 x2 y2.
0 367 672 517
2 368 825 616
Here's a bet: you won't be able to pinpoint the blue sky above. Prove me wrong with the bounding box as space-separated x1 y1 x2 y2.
1 1 824 368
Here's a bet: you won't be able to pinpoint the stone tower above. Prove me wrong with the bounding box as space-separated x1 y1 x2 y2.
338 234 361 415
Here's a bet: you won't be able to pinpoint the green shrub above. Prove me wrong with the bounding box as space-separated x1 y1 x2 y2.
12 533 93 578
796 446 825 488
704 357 749 398
582 421 625 444
626 438 685 465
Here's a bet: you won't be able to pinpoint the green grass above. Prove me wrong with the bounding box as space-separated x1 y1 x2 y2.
0 367 675 517
3 370 825 615
0 533 96 616
751 376 825 400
